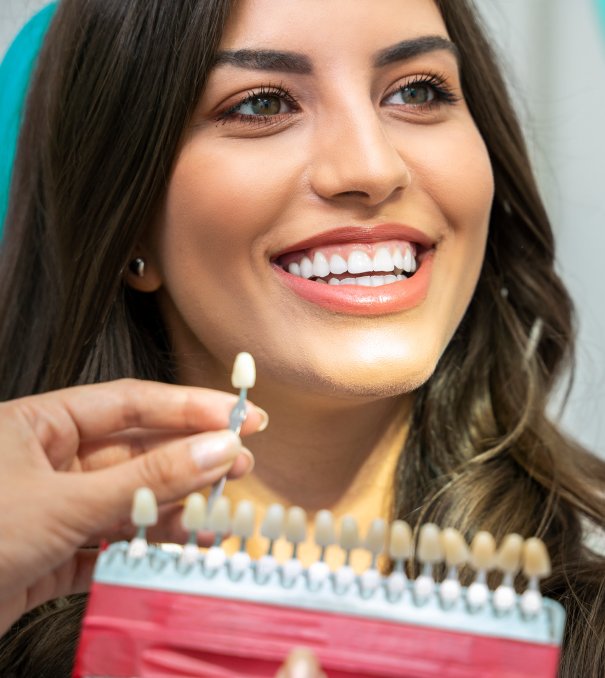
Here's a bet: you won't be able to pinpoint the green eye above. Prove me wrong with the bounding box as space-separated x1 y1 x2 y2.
396 85 435 105
239 95 283 116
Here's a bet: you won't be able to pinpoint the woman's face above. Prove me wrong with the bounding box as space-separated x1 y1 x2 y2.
148 0 494 399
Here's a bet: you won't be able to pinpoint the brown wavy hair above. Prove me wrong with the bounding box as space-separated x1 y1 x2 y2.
1 0 604 675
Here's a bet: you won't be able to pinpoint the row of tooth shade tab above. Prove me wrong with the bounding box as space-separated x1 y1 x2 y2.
128 489 552 618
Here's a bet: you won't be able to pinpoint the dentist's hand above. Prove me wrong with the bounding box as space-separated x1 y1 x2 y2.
0 379 266 635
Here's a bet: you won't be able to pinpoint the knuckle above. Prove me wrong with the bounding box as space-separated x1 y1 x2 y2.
138 449 176 490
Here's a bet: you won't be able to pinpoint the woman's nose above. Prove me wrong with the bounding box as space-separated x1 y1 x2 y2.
308 107 411 207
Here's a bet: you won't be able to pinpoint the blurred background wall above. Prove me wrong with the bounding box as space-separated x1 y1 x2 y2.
1 0 604 455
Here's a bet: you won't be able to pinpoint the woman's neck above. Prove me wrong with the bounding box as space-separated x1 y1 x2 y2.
221 389 412 568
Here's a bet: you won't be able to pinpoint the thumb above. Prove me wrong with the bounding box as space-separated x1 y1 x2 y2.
71 429 248 533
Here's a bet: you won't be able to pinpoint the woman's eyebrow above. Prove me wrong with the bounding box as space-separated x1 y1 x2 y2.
212 36 459 75
373 36 460 67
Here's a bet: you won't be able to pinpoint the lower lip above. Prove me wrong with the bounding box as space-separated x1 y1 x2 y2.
272 251 434 316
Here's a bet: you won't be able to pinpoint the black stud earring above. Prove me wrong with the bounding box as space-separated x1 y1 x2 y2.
129 257 146 278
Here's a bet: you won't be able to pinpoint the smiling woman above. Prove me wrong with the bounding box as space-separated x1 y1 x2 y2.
0 0 604 676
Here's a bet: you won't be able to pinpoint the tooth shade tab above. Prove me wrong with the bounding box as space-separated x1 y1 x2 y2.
339 515 360 551
470 531 497 571
314 510 336 548
260 503 285 541
231 352 256 389
365 518 387 557
522 538 552 579
285 506 307 544
417 523 443 564
389 520 412 560
440 528 469 568
232 500 256 539
181 493 207 532
496 533 524 574
131 488 158 527
208 496 231 534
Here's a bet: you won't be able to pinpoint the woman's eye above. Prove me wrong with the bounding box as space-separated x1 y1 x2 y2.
231 94 289 117
385 83 436 106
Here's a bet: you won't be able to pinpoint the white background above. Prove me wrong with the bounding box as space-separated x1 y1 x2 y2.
2 0 604 456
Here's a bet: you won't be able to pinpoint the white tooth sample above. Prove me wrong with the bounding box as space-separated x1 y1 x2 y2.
520 538 551 616
329 253 348 275
470 531 496 571
441 528 469 568
392 246 406 271
439 528 468 606
402 247 414 273
414 523 442 602
261 503 285 541
285 506 307 545
371 276 385 287
340 277 356 286
232 500 256 539
131 488 158 527
373 247 395 272
357 276 372 287
288 262 301 276
181 493 207 532
494 533 523 613
339 515 360 552
208 496 231 535
328 278 340 285
522 537 551 579
312 251 331 278
231 352 256 389
300 256 313 279
389 520 412 562
315 510 336 548
347 250 373 274
365 518 387 558
384 275 397 284
417 523 443 564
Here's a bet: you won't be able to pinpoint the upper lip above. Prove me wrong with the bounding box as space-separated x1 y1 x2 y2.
270 223 436 260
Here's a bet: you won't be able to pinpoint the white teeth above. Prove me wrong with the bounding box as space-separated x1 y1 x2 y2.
347 250 374 275
373 248 395 272
392 247 406 271
384 275 397 284
300 256 313 279
402 247 414 273
328 278 340 285
341 277 356 285
357 276 373 286
288 262 301 276
312 252 331 278
371 276 385 287
329 254 348 275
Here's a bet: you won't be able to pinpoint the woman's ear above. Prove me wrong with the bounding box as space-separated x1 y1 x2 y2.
124 251 163 293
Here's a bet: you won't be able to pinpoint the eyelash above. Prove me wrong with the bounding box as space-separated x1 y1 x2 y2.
216 73 459 126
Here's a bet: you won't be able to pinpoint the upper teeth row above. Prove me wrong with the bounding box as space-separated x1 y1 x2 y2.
287 246 417 279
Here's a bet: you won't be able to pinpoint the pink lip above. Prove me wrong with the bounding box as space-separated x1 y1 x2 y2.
271 223 436 259
273 250 434 316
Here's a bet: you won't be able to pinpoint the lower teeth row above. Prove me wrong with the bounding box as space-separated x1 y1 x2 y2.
316 274 408 286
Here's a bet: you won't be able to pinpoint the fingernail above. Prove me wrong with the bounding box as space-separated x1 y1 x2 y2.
284 649 319 678
190 430 241 470
239 447 255 473
255 406 269 432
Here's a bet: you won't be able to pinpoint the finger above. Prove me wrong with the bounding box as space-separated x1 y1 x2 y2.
277 648 325 678
69 429 254 535
13 379 267 467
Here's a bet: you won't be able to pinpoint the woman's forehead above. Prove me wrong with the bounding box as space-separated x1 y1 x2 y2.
218 0 449 56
